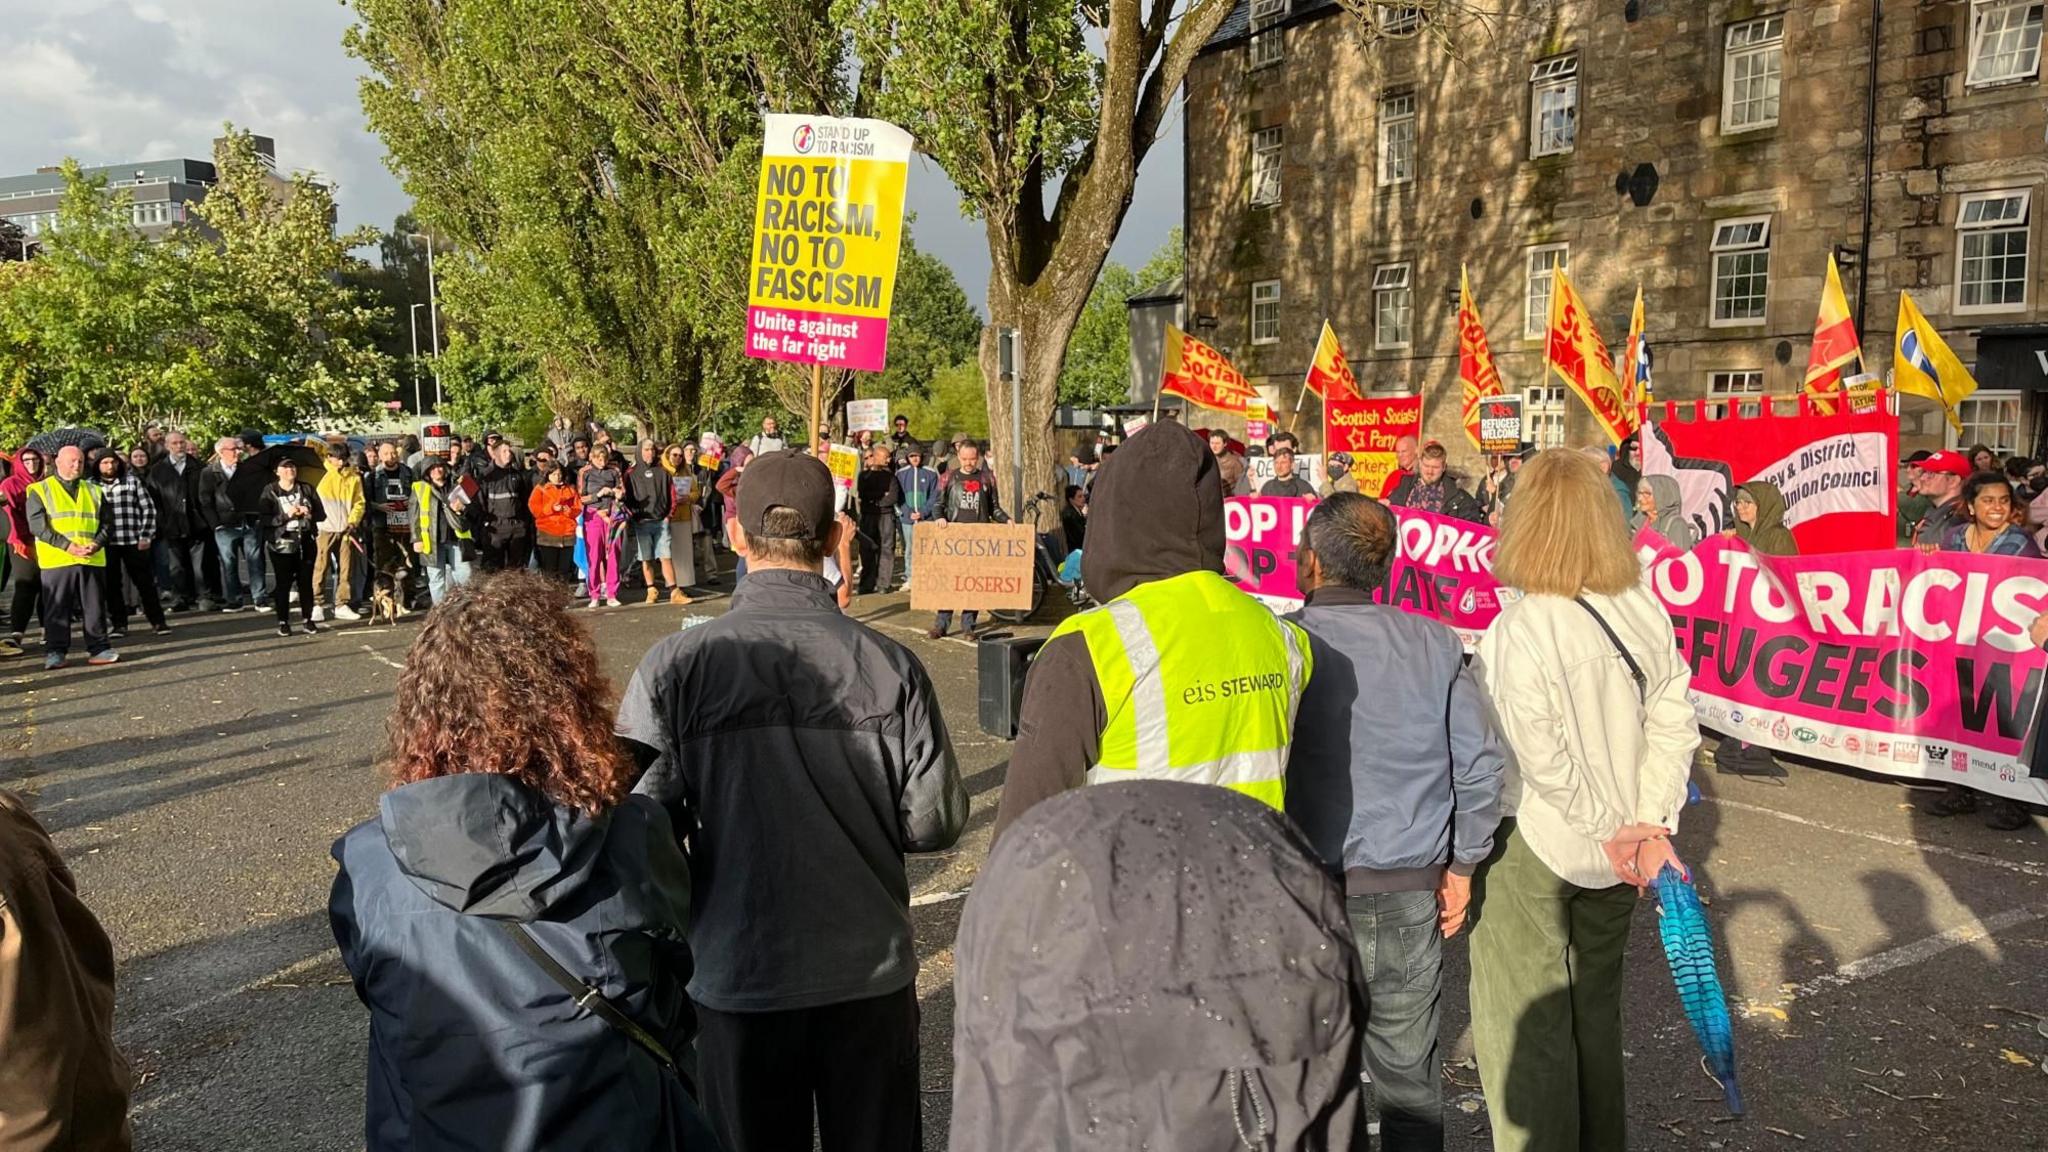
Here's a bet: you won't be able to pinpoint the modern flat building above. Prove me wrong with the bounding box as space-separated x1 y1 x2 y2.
1183 0 2048 458
0 134 279 252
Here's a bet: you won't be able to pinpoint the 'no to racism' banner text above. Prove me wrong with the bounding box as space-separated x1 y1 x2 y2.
747 115 913 373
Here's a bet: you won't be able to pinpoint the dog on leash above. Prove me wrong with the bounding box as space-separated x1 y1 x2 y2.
370 574 407 626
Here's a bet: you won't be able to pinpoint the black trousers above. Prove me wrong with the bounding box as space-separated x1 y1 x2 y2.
694 985 921 1152
103 544 166 631
160 534 206 607
856 514 896 593
534 543 577 583
478 536 532 573
41 563 107 656
268 549 314 625
8 546 41 636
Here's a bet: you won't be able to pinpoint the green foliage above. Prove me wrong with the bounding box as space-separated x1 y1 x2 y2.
889 361 990 446
876 239 983 400
438 333 549 443
0 131 388 444
1058 228 1182 409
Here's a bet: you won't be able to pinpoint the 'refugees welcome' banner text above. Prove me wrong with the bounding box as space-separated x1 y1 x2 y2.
1225 495 2048 804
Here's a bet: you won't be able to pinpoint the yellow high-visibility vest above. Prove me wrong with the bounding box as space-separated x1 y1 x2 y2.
1049 569 1311 811
28 477 106 569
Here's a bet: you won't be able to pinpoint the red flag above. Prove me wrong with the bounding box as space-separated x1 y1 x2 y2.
1159 325 1260 413
1302 321 1363 403
1456 267 1506 450
1803 255 1862 412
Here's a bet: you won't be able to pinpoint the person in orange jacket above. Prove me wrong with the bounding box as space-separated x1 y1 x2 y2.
527 461 582 586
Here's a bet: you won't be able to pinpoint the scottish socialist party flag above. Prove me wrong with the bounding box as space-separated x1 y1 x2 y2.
1894 290 1978 433
1624 285 1654 407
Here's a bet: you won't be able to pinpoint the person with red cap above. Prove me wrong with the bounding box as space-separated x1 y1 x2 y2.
1910 450 1973 551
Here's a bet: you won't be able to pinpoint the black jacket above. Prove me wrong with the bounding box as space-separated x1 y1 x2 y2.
855 466 901 519
951 782 1367 1149
938 467 1003 523
197 459 252 530
258 482 326 551
1392 475 1486 524
624 461 673 522
365 463 415 535
330 775 711 1152
477 462 532 545
616 569 967 1013
144 455 203 539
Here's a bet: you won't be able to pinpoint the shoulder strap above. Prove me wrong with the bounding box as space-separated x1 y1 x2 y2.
1574 596 1647 706
496 921 677 1073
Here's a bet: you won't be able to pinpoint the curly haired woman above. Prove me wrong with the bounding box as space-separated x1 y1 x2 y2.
329 571 714 1151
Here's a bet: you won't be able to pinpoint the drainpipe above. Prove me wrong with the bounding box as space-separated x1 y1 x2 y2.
1855 0 1881 347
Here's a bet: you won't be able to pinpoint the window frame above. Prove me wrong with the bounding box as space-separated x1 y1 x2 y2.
1377 92 1417 188
1372 262 1414 351
1250 279 1282 346
1952 391 2023 452
1721 15 1786 134
1381 5 1423 35
1248 0 1288 70
1967 0 2045 88
1954 189 2032 315
1707 370 1767 419
1249 126 1284 208
1708 214 1773 328
1523 384 1569 448
1524 243 1569 340
1529 55 1580 159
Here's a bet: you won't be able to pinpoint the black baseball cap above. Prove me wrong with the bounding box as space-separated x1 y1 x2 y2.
737 450 836 541
1905 449 1933 465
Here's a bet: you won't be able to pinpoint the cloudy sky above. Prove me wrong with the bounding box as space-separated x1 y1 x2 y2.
0 0 1184 314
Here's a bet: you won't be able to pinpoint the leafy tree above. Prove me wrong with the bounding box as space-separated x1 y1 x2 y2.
439 333 550 443
876 240 983 400
891 361 990 447
1058 227 1182 409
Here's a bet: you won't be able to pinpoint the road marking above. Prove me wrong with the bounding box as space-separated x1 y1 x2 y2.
131 948 343 1032
359 644 404 670
1750 903 2048 1013
1704 795 2048 878
910 887 971 907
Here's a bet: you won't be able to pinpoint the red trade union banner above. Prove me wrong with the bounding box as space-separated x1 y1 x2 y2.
1304 321 1364 403
1324 395 1422 497
1544 270 1634 444
1640 393 1898 554
1160 325 1260 413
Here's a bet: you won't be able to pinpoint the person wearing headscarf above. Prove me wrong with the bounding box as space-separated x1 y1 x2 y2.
1629 474 1698 550
1713 481 1798 778
950 781 1367 1151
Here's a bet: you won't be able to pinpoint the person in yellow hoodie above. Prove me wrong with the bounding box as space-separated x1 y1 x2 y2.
313 441 366 622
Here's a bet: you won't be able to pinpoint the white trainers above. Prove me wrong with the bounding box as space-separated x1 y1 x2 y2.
606 597 623 608
311 606 327 623
333 604 361 621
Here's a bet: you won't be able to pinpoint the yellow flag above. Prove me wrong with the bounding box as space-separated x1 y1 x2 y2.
1804 255 1862 411
1893 291 1977 433
1544 270 1633 444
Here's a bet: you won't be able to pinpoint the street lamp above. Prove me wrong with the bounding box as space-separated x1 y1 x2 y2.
408 232 442 410
409 302 426 415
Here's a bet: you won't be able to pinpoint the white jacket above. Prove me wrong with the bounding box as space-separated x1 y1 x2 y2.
1474 584 1699 889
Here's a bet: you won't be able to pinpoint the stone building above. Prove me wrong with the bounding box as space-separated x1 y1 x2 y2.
1183 0 2048 461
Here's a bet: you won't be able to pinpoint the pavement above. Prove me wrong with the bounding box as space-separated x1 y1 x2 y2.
4 578 2046 1150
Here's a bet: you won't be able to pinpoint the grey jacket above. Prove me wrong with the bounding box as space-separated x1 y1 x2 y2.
1285 587 1507 893
616 568 967 1012
950 781 1366 1151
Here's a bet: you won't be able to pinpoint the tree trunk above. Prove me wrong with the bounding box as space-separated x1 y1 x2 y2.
981 276 1092 533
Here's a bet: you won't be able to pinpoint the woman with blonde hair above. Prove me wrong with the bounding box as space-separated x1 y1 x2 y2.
1469 448 1700 1151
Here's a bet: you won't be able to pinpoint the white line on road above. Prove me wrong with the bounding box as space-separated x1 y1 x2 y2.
133 948 343 1032
1756 904 2048 1012
910 887 972 907
1704 795 2048 878
359 644 404 670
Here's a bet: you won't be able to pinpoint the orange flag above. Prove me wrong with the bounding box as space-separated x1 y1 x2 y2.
1544 270 1633 445
1803 254 1862 412
1456 266 1506 450
1160 325 1260 413
1302 320 1363 403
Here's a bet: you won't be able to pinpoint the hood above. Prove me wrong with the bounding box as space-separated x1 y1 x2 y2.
1735 481 1787 534
1082 424 1226 603
378 774 612 921
949 782 1365 1152
1644 474 1682 517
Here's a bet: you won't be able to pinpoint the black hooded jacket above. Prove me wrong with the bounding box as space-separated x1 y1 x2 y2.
950 782 1366 1150
992 423 1227 841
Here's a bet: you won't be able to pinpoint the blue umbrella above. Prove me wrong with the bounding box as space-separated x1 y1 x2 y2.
1651 863 1743 1115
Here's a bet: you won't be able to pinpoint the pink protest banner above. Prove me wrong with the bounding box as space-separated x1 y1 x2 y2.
1224 497 1504 645
1636 532 2048 804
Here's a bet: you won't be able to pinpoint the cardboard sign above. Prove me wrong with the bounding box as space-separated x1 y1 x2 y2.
746 114 914 372
1244 453 1327 493
847 398 890 433
909 522 1036 611
1476 395 1523 455
1324 396 1423 496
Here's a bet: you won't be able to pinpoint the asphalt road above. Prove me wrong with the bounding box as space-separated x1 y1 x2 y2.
5 584 2046 1150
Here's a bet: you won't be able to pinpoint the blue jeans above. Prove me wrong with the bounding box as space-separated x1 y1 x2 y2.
898 517 916 579
213 523 268 607
424 545 471 603
1346 889 1444 1152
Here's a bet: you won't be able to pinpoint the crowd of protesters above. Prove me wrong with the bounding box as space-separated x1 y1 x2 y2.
9 409 2046 1152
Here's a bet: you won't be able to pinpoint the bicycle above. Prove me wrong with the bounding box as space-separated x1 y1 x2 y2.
988 492 1094 624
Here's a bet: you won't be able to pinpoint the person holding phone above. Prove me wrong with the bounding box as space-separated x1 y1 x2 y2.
261 457 327 636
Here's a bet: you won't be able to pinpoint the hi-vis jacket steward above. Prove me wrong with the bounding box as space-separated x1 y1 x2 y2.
26 475 107 568
994 423 1313 839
